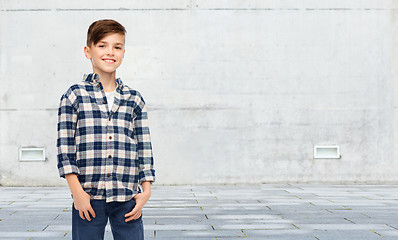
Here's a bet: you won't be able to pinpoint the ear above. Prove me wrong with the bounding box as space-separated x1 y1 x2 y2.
84 46 91 59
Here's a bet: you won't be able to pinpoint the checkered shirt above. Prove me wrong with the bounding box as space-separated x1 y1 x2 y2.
57 73 155 202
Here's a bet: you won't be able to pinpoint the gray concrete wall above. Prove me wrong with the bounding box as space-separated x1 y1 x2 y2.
1 0 397 186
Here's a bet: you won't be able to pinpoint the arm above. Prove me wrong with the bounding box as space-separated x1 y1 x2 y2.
65 174 96 221
125 94 155 222
57 92 95 221
57 92 80 177
124 181 151 222
133 96 155 183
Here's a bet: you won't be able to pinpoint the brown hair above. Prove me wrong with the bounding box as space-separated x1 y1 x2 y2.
86 19 126 47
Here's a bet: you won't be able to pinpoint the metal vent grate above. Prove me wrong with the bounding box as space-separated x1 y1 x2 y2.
314 146 340 159
19 148 46 162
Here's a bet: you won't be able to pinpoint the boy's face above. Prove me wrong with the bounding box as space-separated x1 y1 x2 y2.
84 33 125 76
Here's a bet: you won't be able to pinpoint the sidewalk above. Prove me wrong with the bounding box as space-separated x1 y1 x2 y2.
0 184 397 239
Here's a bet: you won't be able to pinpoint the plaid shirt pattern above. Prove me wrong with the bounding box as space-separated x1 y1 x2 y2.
57 73 155 202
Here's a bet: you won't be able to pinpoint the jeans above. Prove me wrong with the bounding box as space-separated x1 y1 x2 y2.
72 198 144 240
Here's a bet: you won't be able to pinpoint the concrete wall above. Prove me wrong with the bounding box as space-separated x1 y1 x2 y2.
1 0 398 186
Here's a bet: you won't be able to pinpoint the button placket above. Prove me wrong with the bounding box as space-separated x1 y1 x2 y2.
101 81 113 192
105 151 112 198
105 108 114 198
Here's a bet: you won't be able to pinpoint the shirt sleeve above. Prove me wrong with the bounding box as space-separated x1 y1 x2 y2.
56 91 79 178
133 95 156 183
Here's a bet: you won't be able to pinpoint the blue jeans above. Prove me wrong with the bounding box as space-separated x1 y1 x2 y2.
72 198 144 240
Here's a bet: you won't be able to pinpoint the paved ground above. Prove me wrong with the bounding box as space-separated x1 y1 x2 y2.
0 184 397 239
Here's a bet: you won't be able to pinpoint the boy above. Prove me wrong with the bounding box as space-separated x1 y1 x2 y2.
57 19 155 240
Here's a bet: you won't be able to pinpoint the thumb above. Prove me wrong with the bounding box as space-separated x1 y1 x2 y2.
125 205 138 217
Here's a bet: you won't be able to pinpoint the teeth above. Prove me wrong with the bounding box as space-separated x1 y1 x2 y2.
104 59 115 63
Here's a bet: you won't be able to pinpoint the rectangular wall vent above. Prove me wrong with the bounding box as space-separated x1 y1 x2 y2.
314 146 340 159
19 148 46 162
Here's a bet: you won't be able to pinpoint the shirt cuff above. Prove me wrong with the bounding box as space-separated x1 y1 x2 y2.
58 162 80 178
139 169 155 183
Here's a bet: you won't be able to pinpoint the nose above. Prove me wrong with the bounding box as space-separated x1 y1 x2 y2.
106 47 114 56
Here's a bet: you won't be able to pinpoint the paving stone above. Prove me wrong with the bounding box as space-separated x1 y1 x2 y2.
0 184 397 239
214 223 295 230
312 229 385 240
0 231 64 238
243 229 316 238
154 229 245 238
297 223 392 231
153 217 208 225
375 229 398 237
145 224 211 231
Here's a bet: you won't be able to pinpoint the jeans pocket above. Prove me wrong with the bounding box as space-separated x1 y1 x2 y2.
128 198 143 222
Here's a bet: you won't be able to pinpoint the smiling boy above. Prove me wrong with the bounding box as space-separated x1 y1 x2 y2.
57 19 155 240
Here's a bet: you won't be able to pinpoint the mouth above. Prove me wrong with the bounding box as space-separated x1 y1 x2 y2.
102 58 116 64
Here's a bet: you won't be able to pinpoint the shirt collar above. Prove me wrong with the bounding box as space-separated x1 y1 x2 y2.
83 73 124 90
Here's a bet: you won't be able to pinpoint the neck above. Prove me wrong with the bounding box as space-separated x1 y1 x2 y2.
94 71 117 92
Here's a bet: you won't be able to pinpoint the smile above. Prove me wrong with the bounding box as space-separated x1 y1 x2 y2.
103 59 116 63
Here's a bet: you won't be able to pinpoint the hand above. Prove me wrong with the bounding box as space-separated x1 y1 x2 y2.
73 190 96 221
124 191 150 222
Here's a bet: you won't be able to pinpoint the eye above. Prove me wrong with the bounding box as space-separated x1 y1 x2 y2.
98 45 105 48
115 46 122 50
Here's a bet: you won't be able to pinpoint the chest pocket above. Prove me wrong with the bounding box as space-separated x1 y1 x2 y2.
112 104 135 137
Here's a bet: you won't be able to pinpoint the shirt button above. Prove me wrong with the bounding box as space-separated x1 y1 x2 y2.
102 100 106 104
108 155 112 158
109 136 112 140
107 173 111 177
